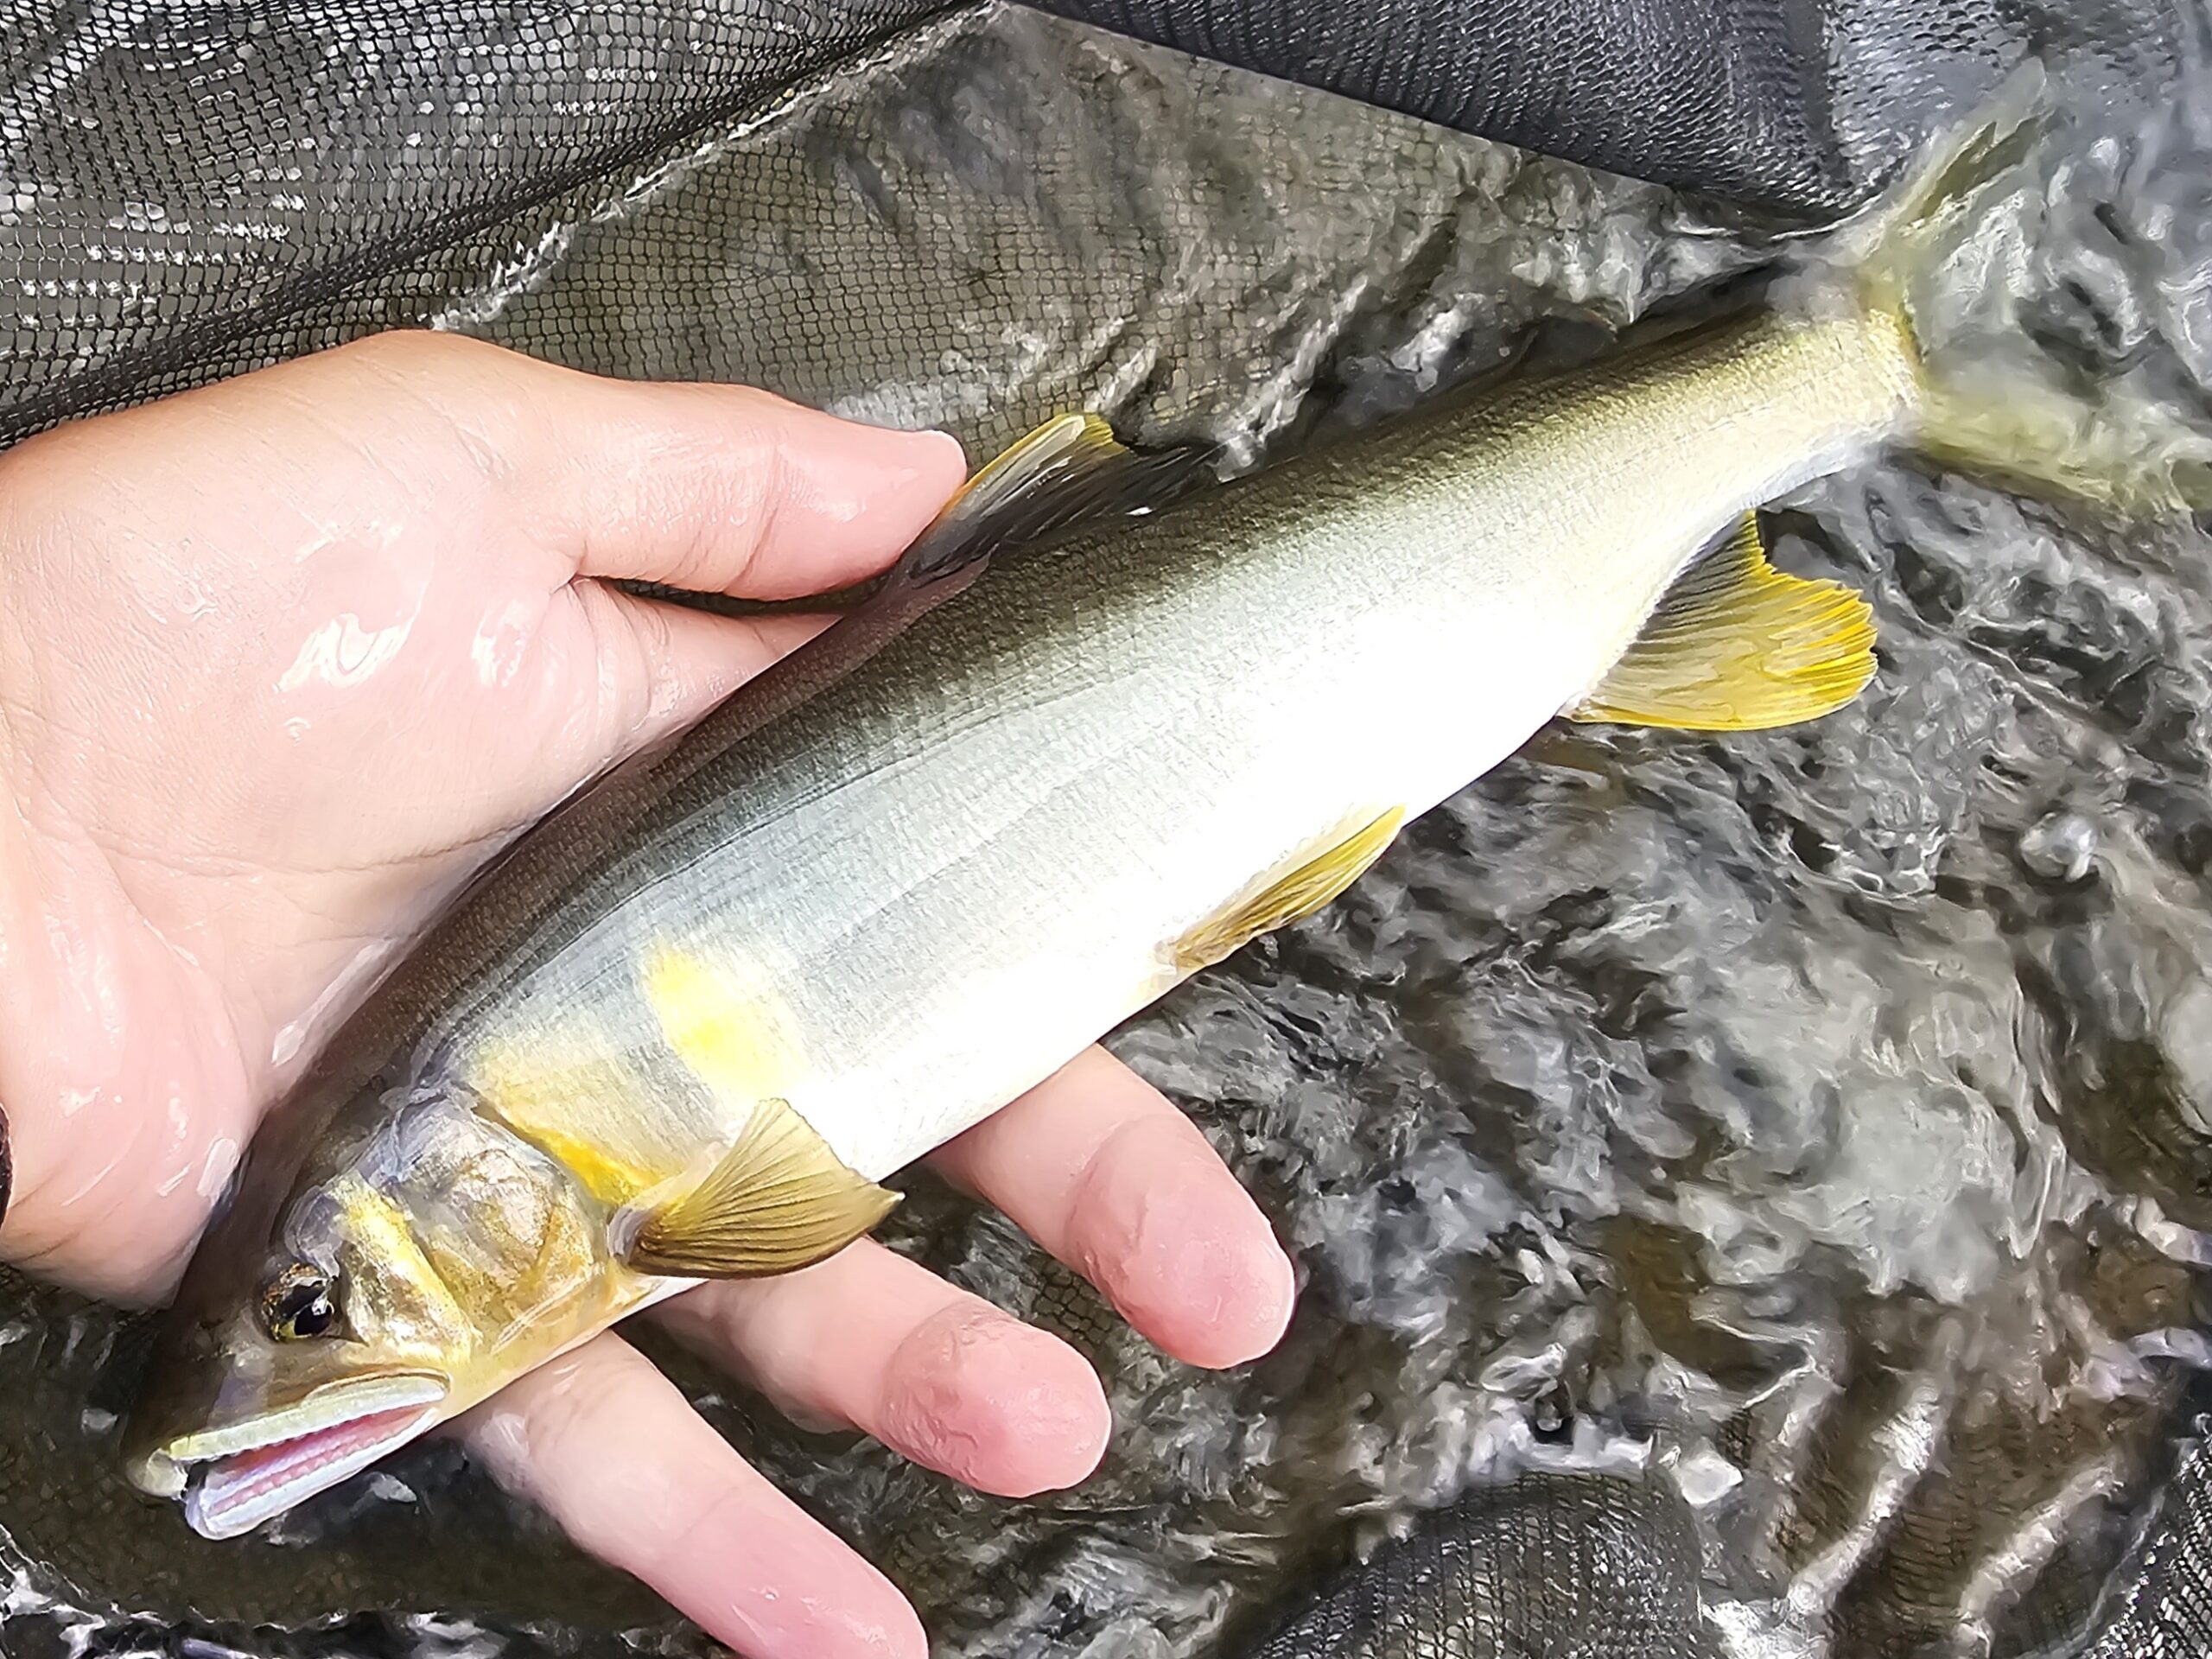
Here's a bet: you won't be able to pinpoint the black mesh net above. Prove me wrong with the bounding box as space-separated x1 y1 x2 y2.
3 3 2210 1658
1232 1445 2212 1659
3 0 2185 451
1241 1475 1716 1659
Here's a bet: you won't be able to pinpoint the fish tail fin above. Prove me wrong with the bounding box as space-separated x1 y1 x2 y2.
1836 66 2051 331
1820 65 2212 517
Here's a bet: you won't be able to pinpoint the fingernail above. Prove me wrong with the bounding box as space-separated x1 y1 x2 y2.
907 427 968 479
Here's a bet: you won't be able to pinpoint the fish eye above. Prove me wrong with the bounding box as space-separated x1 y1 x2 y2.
261 1262 340 1341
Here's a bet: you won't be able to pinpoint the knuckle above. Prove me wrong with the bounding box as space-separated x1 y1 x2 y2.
1065 1115 1156 1286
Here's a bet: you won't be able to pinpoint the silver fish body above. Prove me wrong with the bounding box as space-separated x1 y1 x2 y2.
459 309 1916 1182
124 302 1921 1539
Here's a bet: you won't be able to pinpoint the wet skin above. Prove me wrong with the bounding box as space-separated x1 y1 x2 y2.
0 332 1297 1659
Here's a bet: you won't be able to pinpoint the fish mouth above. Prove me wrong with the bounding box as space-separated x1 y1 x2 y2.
148 1374 448 1540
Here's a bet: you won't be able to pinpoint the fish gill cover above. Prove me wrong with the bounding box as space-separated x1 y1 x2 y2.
3 2 2212 1657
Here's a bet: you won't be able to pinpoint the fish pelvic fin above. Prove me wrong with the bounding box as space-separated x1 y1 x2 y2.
1570 513 1874 732
1817 65 2212 517
615 1096 899 1279
893 412 1221 588
1175 807 1407 975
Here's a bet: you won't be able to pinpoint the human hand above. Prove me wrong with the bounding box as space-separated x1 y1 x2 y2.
0 334 1297 1656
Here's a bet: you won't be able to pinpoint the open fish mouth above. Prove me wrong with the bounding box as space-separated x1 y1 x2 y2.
154 1375 448 1540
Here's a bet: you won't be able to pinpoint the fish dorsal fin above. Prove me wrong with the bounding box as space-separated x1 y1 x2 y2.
893 411 1218 588
614 1096 899 1279
1569 513 1876 731
626 414 1215 778
1174 807 1406 975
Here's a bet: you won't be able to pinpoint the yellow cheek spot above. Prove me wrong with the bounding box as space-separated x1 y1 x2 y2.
1173 806 1406 976
416 1152 603 1342
327 1174 474 1351
642 946 804 1109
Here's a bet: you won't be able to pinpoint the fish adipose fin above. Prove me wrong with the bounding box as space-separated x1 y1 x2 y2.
1176 807 1407 974
1569 513 1875 732
896 411 1220 587
617 1096 899 1278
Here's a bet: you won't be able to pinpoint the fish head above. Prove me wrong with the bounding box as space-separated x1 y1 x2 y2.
125 1082 608 1538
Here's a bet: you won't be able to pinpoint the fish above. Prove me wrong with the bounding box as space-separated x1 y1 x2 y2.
121 79 2155 1540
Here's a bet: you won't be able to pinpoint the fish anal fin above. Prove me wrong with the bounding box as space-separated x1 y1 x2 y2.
1569 512 1876 732
895 412 1218 587
616 1096 899 1279
1175 808 1406 976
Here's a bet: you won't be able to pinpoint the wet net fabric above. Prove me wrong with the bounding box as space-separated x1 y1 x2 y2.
4 3 2212 1659
1225 1452 2212 1659
0 0 2183 454
1043 0 2088 217
2067 1436 2212 1659
1241 1476 1716 1659
0 0 947 447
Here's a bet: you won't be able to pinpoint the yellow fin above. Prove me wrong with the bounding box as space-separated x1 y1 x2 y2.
616 1096 900 1279
959 413 1128 509
1825 67 2209 519
1913 374 2212 518
1175 808 1405 975
1569 514 1876 732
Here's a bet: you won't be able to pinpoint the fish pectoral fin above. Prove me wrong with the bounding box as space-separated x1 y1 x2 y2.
1175 807 1406 975
893 411 1219 587
1569 512 1876 732
615 1097 899 1278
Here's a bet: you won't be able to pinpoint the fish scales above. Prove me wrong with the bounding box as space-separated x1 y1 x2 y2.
425 310 1915 1192
138 86 2120 1540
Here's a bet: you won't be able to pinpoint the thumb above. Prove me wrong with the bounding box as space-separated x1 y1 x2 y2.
321 332 972 599
558 585 849 777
